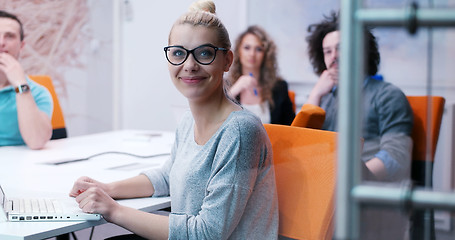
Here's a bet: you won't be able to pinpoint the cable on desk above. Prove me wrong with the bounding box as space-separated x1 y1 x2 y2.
51 151 171 165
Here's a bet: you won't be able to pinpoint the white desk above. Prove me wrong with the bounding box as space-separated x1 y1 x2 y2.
0 130 174 240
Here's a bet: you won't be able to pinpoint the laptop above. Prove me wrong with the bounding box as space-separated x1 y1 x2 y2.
0 184 101 222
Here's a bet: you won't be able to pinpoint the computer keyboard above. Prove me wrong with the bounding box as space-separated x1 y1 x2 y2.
11 198 63 213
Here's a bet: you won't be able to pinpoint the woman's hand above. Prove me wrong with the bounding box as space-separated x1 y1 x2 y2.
75 184 120 221
230 74 258 97
69 176 120 221
69 176 109 197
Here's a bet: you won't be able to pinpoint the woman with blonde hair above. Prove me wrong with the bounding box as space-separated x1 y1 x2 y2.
229 25 295 125
69 1 279 239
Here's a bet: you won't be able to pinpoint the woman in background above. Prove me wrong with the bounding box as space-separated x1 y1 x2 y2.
69 1 278 239
229 25 295 125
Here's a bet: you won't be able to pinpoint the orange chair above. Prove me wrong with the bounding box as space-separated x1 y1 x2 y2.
264 124 336 240
291 104 326 129
288 90 296 113
29 75 67 139
406 96 445 240
406 96 445 185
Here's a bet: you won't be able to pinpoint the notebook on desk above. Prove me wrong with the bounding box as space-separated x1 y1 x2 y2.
0 184 101 222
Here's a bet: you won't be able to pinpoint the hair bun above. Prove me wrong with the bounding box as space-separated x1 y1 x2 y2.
188 0 216 14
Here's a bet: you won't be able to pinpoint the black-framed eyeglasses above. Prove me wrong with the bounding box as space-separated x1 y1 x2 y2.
164 44 228 66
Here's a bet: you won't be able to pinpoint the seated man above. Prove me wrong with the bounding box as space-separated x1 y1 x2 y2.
305 12 414 240
305 12 413 182
0 10 53 149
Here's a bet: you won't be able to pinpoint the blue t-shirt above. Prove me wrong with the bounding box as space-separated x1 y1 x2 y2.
0 77 53 146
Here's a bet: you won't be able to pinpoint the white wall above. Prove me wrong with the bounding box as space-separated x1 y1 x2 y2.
60 0 114 137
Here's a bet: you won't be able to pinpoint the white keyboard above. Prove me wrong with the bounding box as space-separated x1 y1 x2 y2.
11 198 63 213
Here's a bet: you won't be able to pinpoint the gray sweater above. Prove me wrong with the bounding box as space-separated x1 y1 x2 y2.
320 77 413 181
143 109 279 240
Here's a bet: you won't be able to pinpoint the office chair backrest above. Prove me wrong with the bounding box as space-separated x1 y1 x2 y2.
406 96 445 185
264 124 336 240
288 90 296 113
29 75 67 139
291 103 326 129
406 96 445 162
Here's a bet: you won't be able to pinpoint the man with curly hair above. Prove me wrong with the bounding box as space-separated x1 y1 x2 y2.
306 12 413 182
305 12 417 240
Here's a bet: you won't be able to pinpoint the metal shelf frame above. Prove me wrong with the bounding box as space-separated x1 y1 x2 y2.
335 1 455 239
